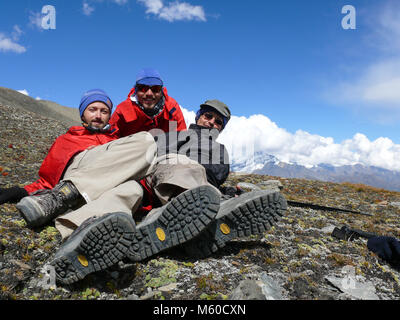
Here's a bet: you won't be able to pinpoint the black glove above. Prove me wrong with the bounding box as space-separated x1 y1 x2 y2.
0 187 28 204
367 236 400 265
220 186 245 198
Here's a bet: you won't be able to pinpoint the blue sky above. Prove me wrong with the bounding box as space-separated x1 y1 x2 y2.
2 0 400 171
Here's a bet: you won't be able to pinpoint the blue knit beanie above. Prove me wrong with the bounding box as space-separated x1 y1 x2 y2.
79 89 113 117
135 68 163 87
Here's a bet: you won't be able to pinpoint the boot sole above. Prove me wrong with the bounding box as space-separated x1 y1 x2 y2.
51 212 136 285
128 185 220 261
182 191 288 258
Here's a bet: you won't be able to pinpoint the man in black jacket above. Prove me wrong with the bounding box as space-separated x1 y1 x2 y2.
148 99 231 203
144 100 288 258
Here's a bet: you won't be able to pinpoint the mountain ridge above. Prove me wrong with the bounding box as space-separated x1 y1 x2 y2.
231 151 400 192
0 87 80 127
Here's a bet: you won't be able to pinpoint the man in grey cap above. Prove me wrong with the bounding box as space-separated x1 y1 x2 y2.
140 99 287 260
142 99 232 210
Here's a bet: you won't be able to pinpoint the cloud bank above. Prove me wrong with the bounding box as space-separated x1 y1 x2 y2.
82 0 129 16
137 0 206 22
182 107 400 172
0 25 26 54
81 0 206 21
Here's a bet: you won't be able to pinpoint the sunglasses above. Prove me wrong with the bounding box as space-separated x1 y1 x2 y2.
203 112 223 126
136 84 163 93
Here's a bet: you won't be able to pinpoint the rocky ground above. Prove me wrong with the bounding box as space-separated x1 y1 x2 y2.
1 103 400 301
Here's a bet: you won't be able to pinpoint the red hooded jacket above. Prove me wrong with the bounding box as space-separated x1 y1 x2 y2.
24 126 117 194
109 87 187 138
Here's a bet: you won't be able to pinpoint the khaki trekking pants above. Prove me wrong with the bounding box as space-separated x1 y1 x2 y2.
55 131 157 240
144 153 220 218
55 134 219 240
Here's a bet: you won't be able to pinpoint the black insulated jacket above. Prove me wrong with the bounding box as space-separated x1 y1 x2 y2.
154 124 230 189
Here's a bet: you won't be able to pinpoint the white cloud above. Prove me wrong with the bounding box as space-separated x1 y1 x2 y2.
139 0 163 14
113 0 129 4
374 1 400 52
333 59 400 109
81 0 129 16
0 25 26 54
17 89 29 96
11 25 23 41
138 0 206 22
0 33 26 53
28 11 43 30
182 107 400 172
83 1 96 16
181 105 196 126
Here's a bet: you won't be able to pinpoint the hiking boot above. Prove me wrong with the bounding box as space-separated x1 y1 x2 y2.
128 185 220 262
51 212 136 285
16 181 84 228
181 190 288 258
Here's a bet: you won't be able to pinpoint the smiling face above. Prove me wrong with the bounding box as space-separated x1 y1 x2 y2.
82 101 111 129
135 85 163 110
196 111 224 131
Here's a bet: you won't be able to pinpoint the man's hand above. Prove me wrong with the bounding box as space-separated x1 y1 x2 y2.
0 187 28 204
220 186 245 198
367 236 400 265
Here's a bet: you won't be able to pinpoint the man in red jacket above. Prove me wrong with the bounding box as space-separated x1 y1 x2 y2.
109 68 187 137
12 89 158 231
0 89 118 203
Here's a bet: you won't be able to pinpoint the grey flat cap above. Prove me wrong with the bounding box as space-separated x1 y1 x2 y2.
200 99 231 121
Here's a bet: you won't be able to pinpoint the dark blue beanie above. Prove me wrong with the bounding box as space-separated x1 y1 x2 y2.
79 89 113 117
135 68 163 87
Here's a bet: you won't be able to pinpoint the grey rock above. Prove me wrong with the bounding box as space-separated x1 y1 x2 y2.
325 274 379 300
229 280 266 300
389 202 400 208
158 283 178 292
36 264 57 290
320 225 336 234
10 259 31 270
140 287 161 300
258 273 284 300
260 180 284 191
237 182 262 192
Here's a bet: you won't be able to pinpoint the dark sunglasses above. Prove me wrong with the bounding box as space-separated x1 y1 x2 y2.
136 84 163 93
203 112 223 126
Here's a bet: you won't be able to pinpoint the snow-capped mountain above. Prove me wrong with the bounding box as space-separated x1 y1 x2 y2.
231 151 400 192
230 151 281 173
